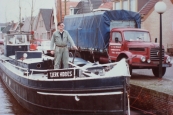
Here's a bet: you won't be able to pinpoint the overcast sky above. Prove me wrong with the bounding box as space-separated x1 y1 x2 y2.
0 0 79 23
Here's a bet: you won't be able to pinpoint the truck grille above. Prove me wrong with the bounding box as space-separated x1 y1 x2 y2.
129 48 145 51
150 48 164 61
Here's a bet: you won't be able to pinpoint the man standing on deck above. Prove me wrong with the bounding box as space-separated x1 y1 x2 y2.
50 22 78 69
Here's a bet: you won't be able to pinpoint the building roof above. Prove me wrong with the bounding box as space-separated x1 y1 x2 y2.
139 0 159 15
21 17 37 32
98 1 113 10
40 9 53 31
76 0 102 14
9 22 19 32
171 0 173 4
62 1 79 14
61 1 79 19
1 24 12 33
0 23 6 27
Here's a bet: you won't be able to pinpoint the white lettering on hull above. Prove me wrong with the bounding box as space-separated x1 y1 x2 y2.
60 71 72 77
49 71 73 78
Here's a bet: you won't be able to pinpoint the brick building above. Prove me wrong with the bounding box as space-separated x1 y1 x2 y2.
112 0 173 50
54 0 173 50
141 0 173 50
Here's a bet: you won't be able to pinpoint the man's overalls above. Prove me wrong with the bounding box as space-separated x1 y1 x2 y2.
50 30 75 69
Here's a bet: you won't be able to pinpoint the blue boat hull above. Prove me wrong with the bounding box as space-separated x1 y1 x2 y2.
0 63 127 115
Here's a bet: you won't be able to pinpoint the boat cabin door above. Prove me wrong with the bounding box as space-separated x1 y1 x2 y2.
109 32 123 61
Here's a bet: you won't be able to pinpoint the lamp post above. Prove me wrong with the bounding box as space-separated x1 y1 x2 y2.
154 1 167 78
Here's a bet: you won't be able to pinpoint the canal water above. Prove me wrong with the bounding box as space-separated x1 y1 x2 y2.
0 78 33 115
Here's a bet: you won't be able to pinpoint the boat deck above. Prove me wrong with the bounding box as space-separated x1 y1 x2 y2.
9 54 54 63
0 54 130 81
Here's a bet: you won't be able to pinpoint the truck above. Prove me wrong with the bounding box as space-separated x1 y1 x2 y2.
64 10 172 78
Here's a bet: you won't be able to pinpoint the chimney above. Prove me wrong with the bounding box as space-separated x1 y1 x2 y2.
11 20 14 24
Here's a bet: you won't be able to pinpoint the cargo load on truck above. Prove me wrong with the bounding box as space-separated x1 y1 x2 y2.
64 10 141 50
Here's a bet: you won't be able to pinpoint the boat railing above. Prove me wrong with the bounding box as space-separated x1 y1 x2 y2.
8 62 28 71
29 59 130 78
1 58 130 78
0 59 29 76
69 62 118 68
68 62 88 71
29 61 115 77
30 69 51 77
0 59 28 71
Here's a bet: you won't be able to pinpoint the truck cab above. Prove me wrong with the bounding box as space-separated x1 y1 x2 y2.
109 28 172 77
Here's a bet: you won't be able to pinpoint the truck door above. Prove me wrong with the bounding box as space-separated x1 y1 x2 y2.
109 32 123 61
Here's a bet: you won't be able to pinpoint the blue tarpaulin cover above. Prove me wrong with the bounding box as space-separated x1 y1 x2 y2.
64 10 141 50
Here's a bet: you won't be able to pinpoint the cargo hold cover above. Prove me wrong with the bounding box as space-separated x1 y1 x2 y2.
64 10 141 50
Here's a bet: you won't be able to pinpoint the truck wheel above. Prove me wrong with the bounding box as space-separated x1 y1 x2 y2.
152 67 166 78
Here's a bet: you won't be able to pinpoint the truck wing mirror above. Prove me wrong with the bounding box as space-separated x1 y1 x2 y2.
155 38 157 43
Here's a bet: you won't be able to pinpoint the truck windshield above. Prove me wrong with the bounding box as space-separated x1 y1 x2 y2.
124 31 150 42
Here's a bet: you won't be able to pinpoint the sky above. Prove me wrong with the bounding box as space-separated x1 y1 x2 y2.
0 0 80 23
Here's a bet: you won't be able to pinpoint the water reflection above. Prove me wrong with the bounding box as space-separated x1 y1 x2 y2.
0 78 33 115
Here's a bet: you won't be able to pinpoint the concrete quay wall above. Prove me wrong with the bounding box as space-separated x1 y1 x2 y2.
130 78 173 115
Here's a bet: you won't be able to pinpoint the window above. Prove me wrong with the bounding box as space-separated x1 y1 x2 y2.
70 8 74 15
40 20 43 27
6 35 26 44
42 33 47 40
52 16 55 24
69 8 79 15
123 0 128 10
112 32 122 42
34 33 37 38
15 35 26 44
7 35 15 44
124 31 150 42
1 27 5 31
115 2 121 10
130 0 136 12
40 34 42 39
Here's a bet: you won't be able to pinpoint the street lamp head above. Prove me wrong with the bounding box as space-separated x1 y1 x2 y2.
154 1 167 14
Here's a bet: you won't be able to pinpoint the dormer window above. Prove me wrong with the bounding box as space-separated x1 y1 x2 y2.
70 7 79 15
123 0 128 10
114 1 121 10
130 0 136 12
113 0 137 12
